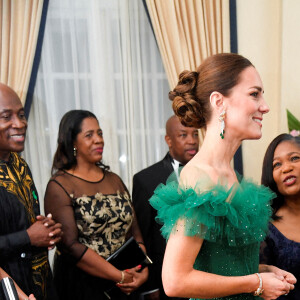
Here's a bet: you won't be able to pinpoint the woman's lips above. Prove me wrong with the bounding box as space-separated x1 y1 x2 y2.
283 175 297 186
94 148 103 154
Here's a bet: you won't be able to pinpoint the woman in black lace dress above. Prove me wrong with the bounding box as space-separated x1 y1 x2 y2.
260 133 300 299
44 110 148 300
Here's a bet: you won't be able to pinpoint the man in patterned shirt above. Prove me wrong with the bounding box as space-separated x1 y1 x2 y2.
0 83 62 300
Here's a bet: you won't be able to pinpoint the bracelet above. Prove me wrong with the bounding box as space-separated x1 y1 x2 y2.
118 271 125 284
253 273 264 296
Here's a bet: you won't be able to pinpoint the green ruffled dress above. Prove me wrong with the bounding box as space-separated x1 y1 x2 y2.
150 173 275 300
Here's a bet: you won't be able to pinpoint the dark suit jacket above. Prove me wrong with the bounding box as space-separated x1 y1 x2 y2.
133 153 185 300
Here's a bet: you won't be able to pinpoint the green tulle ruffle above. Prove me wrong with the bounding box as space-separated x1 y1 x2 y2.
150 174 275 247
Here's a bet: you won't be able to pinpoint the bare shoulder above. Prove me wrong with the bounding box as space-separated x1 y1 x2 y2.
179 163 216 190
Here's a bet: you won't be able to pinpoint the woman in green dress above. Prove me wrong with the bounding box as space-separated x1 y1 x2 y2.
150 53 296 300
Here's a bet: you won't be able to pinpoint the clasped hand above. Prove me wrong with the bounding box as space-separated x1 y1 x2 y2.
260 266 296 300
27 214 63 250
116 265 149 295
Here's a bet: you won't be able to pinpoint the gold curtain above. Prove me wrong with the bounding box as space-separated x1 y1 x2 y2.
146 0 231 142
0 0 44 105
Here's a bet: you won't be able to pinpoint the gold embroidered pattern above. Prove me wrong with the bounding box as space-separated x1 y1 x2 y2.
0 152 48 299
32 252 49 299
0 152 36 223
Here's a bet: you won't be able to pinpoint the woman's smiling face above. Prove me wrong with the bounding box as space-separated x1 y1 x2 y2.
273 140 300 199
224 66 269 141
74 117 104 165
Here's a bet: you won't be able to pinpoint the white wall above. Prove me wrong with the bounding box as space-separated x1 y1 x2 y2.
281 0 300 130
236 0 300 182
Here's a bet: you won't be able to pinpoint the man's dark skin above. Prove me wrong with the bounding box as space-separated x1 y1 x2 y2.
165 115 199 165
0 83 62 249
0 83 62 299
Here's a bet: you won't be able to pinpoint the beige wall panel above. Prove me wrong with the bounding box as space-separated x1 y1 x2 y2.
236 0 282 182
281 0 300 131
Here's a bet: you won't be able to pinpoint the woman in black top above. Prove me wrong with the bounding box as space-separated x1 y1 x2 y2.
44 110 148 300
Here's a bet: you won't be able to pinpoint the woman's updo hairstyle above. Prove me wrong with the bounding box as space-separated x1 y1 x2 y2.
169 53 254 128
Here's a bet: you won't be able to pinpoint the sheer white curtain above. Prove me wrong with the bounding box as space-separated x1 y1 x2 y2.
23 0 172 209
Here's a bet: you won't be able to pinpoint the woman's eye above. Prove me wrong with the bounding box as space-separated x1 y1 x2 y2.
273 162 281 169
250 92 258 97
291 156 300 161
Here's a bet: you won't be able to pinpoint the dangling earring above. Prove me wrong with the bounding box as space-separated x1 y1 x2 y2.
73 147 77 157
219 109 226 139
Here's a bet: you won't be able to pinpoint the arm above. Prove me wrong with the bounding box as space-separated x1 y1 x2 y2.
0 230 31 257
0 212 61 257
117 206 148 294
0 219 61 256
259 235 296 286
44 180 132 284
162 220 292 300
0 267 36 300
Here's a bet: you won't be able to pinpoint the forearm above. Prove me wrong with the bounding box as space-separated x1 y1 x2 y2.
163 228 260 299
76 248 123 282
0 231 31 256
164 269 259 299
0 268 28 300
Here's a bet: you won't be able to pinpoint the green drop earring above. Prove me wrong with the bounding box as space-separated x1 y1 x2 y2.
219 109 226 139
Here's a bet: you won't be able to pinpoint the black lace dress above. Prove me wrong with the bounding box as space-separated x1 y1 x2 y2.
44 169 134 300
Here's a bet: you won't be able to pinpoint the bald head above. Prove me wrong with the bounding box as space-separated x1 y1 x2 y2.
165 115 199 164
166 115 180 137
0 84 20 102
0 83 27 160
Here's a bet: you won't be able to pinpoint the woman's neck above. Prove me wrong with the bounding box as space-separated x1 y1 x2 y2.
67 160 103 181
282 196 300 214
194 126 241 170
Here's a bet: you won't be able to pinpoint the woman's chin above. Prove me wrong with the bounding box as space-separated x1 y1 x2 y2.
245 129 262 140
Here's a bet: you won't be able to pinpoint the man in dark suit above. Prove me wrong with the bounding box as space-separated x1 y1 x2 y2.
132 115 199 300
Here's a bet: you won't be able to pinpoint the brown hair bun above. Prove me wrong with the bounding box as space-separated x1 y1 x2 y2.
169 71 205 128
169 53 253 129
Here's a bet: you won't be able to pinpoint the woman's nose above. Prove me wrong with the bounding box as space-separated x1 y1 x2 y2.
259 97 270 114
282 162 293 173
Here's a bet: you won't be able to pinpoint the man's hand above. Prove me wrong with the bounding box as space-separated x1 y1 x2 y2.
27 214 62 249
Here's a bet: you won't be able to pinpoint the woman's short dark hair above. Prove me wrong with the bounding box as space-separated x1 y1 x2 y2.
52 110 108 173
261 133 300 219
169 53 253 128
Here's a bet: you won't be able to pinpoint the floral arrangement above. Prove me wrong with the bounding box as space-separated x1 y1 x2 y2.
287 109 300 137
